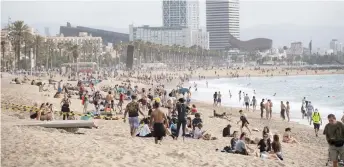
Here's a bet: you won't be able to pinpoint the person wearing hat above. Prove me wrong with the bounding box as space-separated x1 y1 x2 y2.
311 108 322 137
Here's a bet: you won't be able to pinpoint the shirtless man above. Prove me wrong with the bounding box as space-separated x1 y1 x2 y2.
105 91 113 111
150 102 168 144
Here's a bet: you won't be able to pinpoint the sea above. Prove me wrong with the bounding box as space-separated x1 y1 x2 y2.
190 74 344 126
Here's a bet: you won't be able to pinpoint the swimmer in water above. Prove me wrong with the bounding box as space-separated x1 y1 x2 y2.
273 93 276 96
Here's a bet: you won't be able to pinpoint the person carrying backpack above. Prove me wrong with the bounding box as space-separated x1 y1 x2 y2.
311 109 322 137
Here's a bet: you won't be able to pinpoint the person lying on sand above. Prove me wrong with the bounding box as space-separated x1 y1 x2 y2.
282 128 299 144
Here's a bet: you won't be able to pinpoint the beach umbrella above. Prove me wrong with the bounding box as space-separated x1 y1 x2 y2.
178 88 189 94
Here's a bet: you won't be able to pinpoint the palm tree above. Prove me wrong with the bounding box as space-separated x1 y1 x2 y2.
8 20 29 69
1 41 5 70
57 42 64 58
33 35 44 67
22 31 33 70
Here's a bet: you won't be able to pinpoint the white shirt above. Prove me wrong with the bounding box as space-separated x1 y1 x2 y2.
136 124 151 137
193 127 203 139
244 96 250 102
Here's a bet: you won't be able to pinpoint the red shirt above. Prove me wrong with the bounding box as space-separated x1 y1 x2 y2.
191 108 197 113
120 93 124 101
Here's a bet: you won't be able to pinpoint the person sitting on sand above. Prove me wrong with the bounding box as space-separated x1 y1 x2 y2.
237 110 252 134
193 123 206 139
190 104 198 115
271 134 283 160
282 128 299 144
32 103 53 121
230 131 239 149
262 126 273 141
235 132 255 155
192 113 203 130
136 118 152 137
223 124 232 137
257 133 272 157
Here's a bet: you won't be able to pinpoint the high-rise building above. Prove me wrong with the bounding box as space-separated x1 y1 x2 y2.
163 0 199 30
206 0 240 50
330 39 342 54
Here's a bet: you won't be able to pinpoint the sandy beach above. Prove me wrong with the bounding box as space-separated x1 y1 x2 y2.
0 71 337 167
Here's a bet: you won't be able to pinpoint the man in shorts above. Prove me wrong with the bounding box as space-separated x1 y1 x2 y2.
311 109 322 137
150 101 168 144
123 95 145 137
323 114 344 167
244 94 250 111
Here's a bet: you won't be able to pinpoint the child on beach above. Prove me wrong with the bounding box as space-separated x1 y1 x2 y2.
237 110 251 134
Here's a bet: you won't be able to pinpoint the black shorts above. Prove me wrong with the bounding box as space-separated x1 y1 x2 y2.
313 123 320 130
245 102 249 106
241 121 248 128
153 123 166 140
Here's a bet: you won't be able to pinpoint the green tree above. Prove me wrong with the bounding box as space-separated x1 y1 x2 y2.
8 20 29 69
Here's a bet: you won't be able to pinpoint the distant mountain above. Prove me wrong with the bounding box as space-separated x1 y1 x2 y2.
3 22 343 49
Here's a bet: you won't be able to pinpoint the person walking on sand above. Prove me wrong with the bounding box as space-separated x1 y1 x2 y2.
82 91 89 114
237 110 251 134
286 101 290 122
280 101 286 121
306 102 314 125
244 94 250 111
150 102 168 144
323 114 344 167
251 96 257 112
123 95 146 137
311 109 322 137
213 92 218 107
217 91 222 106
260 99 265 119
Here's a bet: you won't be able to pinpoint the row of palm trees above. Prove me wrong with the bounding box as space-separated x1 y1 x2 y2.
1 20 119 70
3 20 275 71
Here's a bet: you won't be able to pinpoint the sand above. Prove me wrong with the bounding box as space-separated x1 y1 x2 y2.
0 72 334 167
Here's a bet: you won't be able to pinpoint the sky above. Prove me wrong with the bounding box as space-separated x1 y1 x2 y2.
1 0 344 48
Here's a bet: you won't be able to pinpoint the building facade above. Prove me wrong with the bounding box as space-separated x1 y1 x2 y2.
162 0 199 30
190 30 209 49
330 39 342 54
129 25 190 47
60 23 128 45
287 42 303 56
45 33 102 49
206 0 240 50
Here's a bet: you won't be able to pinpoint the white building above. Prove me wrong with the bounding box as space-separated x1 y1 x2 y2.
129 25 190 47
190 29 209 49
45 32 102 47
330 39 342 54
163 0 199 30
129 25 209 49
287 42 303 56
206 0 240 50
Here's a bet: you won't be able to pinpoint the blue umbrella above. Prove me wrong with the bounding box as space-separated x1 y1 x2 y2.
178 88 189 94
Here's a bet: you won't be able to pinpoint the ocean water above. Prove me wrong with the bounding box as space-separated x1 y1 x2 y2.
190 74 344 125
